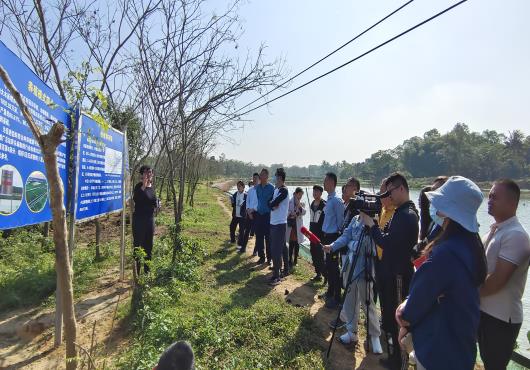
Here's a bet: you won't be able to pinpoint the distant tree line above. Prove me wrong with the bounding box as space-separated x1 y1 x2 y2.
207 123 530 183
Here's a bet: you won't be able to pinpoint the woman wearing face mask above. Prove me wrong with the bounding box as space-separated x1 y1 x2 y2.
395 176 488 370
412 177 448 259
133 165 159 274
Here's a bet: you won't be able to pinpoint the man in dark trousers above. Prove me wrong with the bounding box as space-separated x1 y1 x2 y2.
322 172 344 309
253 168 275 265
479 179 530 370
309 185 326 281
229 180 248 248
360 172 419 370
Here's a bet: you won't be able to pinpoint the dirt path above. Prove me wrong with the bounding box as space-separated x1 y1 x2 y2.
216 194 385 370
0 268 132 369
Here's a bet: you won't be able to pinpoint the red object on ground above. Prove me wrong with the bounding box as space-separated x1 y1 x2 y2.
413 255 427 269
300 226 321 244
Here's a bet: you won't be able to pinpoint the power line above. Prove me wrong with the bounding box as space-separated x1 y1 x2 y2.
237 0 469 117
234 0 415 115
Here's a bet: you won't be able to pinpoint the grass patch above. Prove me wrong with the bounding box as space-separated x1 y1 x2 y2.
116 185 328 369
0 224 127 312
0 229 56 311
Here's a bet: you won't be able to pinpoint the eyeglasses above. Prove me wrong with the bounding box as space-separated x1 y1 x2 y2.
385 185 400 194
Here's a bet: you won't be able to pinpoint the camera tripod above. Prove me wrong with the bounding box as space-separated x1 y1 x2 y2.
327 223 377 357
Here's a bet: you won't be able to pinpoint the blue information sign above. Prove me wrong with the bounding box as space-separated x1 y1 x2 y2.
0 41 71 229
74 113 125 222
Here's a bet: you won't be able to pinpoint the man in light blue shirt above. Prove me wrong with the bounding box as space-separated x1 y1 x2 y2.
324 216 382 351
252 168 275 265
246 172 260 254
322 172 344 309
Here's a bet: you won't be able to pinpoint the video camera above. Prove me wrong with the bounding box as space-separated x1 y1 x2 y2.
346 190 388 217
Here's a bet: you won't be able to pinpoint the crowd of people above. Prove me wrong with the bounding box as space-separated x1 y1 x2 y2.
228 168 530 370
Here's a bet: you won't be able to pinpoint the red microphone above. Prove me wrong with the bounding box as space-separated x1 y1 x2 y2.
300 226 322 245
413 255 427 269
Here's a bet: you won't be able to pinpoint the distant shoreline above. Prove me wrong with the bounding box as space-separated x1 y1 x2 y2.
216 177 530 193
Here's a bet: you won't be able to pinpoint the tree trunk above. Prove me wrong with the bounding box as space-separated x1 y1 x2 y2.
95 219 101 260
176 150 186 225
158 172 166 200
0 65 77 370
43 222 50 237
42 125 78 370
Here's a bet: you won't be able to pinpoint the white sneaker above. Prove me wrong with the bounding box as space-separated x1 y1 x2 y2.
339 331 358 345
370 335 383 354
236 245 242 250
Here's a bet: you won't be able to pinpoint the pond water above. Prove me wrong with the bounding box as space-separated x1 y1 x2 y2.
229 183 530 359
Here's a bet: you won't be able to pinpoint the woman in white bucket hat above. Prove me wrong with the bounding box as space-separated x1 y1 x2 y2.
395 176 488 370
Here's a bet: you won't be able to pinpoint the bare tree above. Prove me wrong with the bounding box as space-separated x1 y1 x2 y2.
136 0 283 240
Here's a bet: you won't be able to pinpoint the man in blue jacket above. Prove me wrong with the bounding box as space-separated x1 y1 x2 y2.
252 168 275 265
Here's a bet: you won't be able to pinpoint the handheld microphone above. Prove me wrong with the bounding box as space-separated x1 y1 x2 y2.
413 255 427 269
300 226 322 245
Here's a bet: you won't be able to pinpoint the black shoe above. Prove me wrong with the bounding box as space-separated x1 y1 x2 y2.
238 249 246 254
328 318 346 329
257 257 265 264
252 251 258 256
268 265 274 270
281 270 290 278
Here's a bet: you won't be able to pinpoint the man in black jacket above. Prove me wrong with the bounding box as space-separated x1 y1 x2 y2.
360 172 419 370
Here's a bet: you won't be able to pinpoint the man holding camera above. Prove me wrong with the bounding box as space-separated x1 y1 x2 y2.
359 172 419 370
322 172 345 309
323 178 383 353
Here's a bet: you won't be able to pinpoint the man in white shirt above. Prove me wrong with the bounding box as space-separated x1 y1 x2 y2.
268 168 289 286
479 179 530 370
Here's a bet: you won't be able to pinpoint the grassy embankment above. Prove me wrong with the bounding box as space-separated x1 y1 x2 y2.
115 185 329 369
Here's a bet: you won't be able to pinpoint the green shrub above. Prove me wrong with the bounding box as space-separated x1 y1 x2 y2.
0 229 55 310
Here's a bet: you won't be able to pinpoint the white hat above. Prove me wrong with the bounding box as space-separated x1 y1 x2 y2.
425 176 483 233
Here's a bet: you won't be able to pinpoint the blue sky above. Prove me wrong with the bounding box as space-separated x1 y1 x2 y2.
214 0 530 166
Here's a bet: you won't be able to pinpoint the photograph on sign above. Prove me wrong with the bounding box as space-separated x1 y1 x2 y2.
25 171 48 213
0 164 23 215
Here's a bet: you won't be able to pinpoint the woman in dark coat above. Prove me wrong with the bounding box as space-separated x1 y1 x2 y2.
397 176 487 370
133 165 158 274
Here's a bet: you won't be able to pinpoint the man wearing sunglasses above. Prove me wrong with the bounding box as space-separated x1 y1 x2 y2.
359 172 419 370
